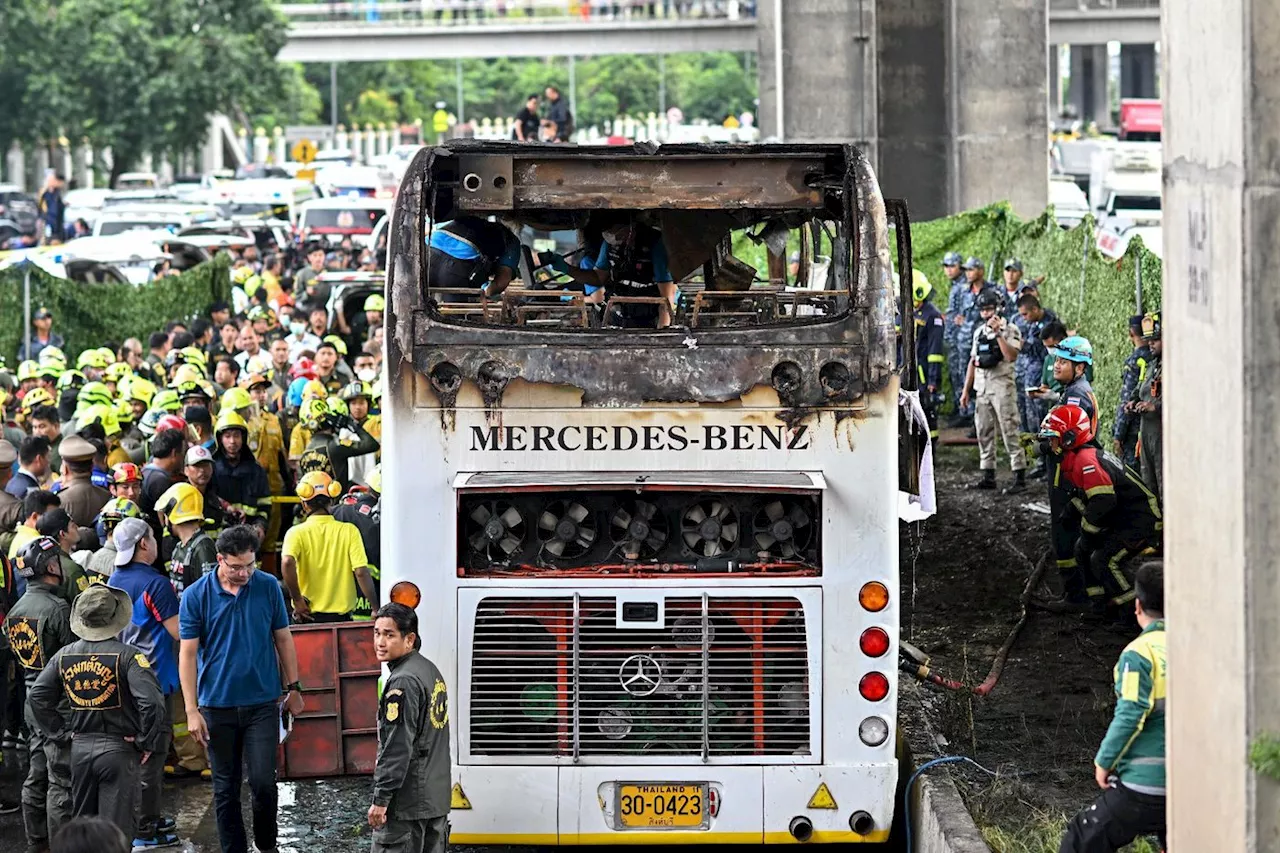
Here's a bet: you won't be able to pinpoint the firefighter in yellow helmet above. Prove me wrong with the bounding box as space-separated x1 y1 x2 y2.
333 463 381 620
281 471 377 623
222 385 289 560
297 397 379 494
288 380 330 474
210 410 269 540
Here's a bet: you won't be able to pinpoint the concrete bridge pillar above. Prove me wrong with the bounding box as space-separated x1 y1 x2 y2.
1164 1 1280 850
1069 44 1109 128
1120 43 1158 98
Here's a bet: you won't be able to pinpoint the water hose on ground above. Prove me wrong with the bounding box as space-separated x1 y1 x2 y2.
901 542 1051 697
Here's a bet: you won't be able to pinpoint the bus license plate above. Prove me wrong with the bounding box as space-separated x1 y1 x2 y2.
617 783 706 829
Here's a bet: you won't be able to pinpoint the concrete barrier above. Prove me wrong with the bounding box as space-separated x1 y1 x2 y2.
901 684 992 853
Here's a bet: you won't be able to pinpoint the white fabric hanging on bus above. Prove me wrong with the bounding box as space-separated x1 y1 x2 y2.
898 389 937 522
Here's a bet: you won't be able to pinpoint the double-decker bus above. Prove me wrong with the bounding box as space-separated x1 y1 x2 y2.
382 142 918 845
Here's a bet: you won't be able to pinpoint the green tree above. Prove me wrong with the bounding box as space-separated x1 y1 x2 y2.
349 89 400 127
25 0 286 186
253 63 324 130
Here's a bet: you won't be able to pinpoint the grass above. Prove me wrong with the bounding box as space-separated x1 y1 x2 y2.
966 774 1160 853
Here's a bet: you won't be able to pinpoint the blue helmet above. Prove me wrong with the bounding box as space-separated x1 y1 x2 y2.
1049 335 1093 365
941 251 963 267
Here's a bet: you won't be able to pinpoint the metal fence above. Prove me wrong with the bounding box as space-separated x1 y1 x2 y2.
279 0 758 25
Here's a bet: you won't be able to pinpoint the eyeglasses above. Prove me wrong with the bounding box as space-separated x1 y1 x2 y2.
221 560 258 573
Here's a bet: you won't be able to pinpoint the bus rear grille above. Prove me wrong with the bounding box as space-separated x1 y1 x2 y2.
468 595 811 758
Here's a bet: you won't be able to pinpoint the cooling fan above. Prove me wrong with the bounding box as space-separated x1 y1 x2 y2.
537 500 597 560
464 501 526 564
680 497 739 558
752 498 814 559
609 499 669 560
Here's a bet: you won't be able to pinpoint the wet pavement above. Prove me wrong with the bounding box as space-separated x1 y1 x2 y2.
0 746 385 853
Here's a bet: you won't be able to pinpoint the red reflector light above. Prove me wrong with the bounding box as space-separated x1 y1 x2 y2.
860 627 890 658
859 672 890 702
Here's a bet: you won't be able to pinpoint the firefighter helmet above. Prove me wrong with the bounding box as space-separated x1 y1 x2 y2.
1038 404 1095 453
14 536 63 579
157 482 205 526
1049 335 1094 366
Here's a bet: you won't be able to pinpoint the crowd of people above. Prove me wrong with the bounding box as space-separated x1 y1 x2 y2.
0 239 391 851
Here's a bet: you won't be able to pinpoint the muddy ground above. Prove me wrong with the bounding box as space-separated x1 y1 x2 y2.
904 439 1137 841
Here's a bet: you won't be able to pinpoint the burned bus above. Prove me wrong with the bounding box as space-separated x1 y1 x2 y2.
381 141 916 844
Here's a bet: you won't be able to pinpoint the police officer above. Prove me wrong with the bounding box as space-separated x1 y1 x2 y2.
27 583 165 841
426 216 523 302
368 603 452 853
55 435 111 552
334 465 382 621
940 252 966 418
1111 316 1151 470
960 289 1027 493
998 258 1032 317
3 536 75 853
910 272 945 444
949 257 995 425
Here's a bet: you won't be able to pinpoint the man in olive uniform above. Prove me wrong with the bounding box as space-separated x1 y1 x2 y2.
3 536 75 853
1131 313 1163 497
54 435 111 552
368 603 451 853
0 439 22 532
28 584 165 841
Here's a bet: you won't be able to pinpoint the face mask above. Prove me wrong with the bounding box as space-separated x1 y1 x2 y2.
290 322 305 336
356 368 377 383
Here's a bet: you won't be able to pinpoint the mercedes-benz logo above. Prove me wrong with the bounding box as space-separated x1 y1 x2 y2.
618 654 662 697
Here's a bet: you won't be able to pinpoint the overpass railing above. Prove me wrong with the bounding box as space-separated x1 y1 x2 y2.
1047 0 1159 9
279 0 758 25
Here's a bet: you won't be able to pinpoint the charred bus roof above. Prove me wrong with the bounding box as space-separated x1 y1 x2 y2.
386 142 903 409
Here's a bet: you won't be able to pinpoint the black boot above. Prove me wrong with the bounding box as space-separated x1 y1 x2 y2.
969 469 997 490
1005 469 1028 494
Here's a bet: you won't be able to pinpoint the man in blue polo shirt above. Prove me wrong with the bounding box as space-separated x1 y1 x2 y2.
108 518 181 849
178 525 304 853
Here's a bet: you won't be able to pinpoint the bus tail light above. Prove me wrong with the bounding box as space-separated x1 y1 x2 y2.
858 716 889 746
859 627 890 658
858 582 889 612
859 672 890 702
390 581 422 608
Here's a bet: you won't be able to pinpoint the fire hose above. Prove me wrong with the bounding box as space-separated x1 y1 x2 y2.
900 546 1051 697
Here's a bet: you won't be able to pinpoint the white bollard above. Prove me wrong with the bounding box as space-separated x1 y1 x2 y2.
378 124 390 156
253 128 269 165
7 142 25 190
352 127 364 164
336 126 349 152
274 127 286 165
391 125 402 147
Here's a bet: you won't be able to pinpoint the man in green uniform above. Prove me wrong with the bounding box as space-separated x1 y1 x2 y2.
3 536 75 853
28 584 166 841
0 439 22 533
368 603 451 853
1059 561 1166 852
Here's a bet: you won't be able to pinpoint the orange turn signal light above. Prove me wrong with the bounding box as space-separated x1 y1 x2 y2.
390 581 422 608
859 582 889 612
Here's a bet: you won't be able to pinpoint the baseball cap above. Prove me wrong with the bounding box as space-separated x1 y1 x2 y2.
33 307 52 320
185 445 213 466
941 251 962 267
113 517 152 567
962 256 984 270
1003 258 1023 272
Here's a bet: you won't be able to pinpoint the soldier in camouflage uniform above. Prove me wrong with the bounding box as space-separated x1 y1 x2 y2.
1112 316 1151 470
950 257 996 424
940 252 967 420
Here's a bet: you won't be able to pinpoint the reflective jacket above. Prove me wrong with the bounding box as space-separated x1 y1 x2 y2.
1095 620 1167 795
